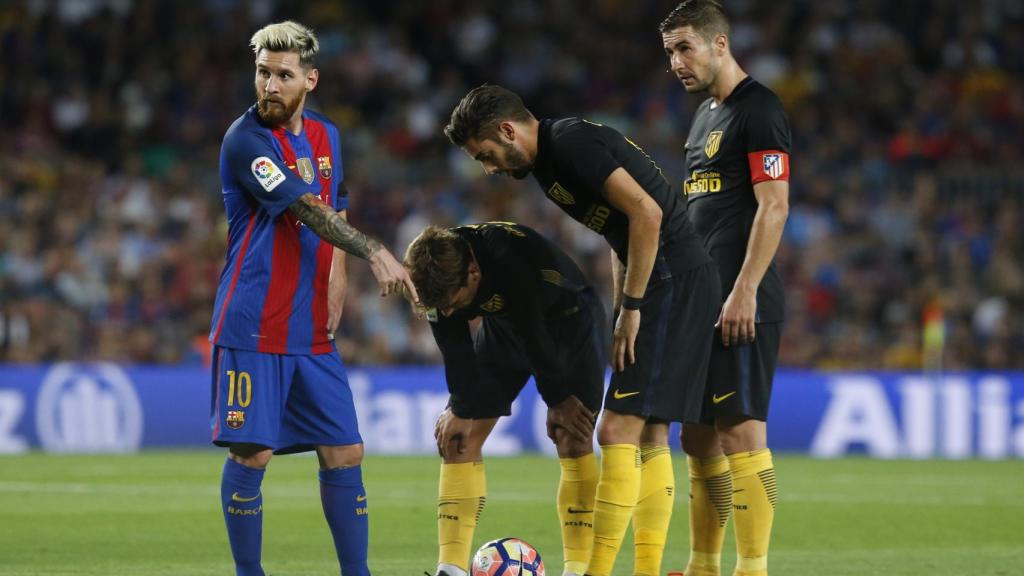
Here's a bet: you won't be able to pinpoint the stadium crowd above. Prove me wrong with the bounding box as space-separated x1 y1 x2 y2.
1 0 1022 369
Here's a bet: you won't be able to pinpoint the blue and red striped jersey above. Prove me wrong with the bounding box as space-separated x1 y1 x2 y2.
209 105 348 355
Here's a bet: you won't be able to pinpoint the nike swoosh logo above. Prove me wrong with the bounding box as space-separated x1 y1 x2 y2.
356 494 367 502
613 389 640 399
567 507 593 514
439 501 459 506
712 391 736 404
231 492 260 503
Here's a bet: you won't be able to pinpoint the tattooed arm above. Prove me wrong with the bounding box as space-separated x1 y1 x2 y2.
288 193 381 259
288 193 419 301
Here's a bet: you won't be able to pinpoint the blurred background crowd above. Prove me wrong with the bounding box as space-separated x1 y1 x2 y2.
1 0 1022 369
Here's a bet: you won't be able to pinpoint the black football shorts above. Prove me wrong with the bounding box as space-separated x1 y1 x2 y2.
699 321 782 423
453 288 607 419
605 261 720 423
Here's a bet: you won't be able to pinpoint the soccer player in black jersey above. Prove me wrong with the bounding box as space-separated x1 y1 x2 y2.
445 86 721 576
661 2 791 576
406 223 606 576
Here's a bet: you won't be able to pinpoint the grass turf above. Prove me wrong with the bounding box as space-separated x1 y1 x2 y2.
0 452 1022 575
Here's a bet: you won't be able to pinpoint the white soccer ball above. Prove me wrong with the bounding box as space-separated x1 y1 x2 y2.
470 537 545 576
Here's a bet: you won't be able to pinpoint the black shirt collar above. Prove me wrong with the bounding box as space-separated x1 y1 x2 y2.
723 76 755 105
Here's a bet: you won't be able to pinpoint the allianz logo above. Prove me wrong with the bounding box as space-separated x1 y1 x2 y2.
811 375 1024 459
35 363 143 453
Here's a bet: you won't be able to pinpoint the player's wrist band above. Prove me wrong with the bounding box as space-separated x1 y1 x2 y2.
621 295 643 310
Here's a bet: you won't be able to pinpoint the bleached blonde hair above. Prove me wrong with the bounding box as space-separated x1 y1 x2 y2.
250 21 319 68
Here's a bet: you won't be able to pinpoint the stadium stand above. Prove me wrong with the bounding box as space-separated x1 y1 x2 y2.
0 0 1021 368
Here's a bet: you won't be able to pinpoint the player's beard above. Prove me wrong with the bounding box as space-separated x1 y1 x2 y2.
691 76 714 93
500 140 532 180
682 59 719 93
256 92 302 126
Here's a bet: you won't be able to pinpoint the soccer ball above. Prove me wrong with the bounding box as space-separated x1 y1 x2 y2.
471 537 545 576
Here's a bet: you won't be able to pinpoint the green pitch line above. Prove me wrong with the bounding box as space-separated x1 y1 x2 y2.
0 452 1022 575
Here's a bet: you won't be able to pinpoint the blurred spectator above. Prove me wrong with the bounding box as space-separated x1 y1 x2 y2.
1 0 1022 369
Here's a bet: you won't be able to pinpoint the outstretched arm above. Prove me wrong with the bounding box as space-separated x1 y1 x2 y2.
288 193 382 259
288 193 419 301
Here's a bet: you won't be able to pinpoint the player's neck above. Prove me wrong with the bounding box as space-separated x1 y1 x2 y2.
520 117 541 163
283 107 305 135
709 60 747 105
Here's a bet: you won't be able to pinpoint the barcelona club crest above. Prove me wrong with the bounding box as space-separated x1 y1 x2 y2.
226 410 245 430
318 155 332 179
704 130 723 158
296 158 316 184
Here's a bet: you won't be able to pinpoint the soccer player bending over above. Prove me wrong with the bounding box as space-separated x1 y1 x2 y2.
209 21 417 576
406 223 606 576
445 86 720 576
661 2 791 575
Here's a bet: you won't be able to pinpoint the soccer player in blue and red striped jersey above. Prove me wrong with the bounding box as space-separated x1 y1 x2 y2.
209 21 417 576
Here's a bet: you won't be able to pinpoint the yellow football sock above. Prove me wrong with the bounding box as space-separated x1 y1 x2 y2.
728 449 776 576
633 445 674 576
586 444 640 576
558 453 597 575
685 455 732 576
438 461 487 571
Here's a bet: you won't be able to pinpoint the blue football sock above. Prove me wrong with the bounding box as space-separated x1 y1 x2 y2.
319 466 370 576
221 457 266 576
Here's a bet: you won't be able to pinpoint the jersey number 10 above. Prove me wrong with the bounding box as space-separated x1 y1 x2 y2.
225 370 253 407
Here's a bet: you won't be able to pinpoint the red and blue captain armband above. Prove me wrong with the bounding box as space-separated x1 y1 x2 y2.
748 150 790 185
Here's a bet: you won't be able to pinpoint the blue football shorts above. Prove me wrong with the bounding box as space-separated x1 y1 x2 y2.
210 345 362 454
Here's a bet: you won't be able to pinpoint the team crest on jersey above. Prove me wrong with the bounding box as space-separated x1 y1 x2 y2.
251 157 285 192
480 294 505 313
296 157 316 184
416 306 438 323
318 155 332 179
547 182 575 205
226 410 245 430
704 131 723 158
762 154 784 179
541 269 564 286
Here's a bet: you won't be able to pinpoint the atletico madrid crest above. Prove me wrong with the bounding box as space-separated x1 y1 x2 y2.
762 154 783 179
318 155 332 179
704 130 723 158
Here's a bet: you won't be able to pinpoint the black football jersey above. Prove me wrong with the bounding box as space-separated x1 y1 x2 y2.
428 222 590 409
684 77 790 322
532 118 710 280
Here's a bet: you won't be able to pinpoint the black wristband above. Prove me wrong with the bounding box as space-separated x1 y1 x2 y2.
621 295 643 310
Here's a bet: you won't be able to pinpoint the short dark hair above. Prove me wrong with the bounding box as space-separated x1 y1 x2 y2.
403 226 472 309
659 0 730 42
444 84 534 147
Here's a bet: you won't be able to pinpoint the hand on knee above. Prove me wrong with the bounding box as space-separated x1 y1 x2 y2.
553 428 593 458
441 435 485 463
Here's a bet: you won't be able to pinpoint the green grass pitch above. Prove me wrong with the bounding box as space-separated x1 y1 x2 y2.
1 452 1022 575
